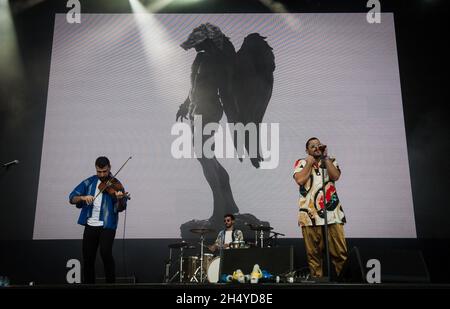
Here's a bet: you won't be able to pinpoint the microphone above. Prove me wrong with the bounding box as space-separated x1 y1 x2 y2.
318 144 327 151
312 162 321 176
2 160 19 168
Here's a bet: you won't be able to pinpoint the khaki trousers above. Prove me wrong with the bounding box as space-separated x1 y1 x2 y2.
301 224 348 278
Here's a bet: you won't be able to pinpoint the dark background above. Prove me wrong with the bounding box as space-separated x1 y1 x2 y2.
1 0 449 284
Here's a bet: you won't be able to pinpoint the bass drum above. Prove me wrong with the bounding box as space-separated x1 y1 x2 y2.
206 256 221 283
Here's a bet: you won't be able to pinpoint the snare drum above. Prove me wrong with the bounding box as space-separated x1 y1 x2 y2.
206 256 221 283
202 253 214 272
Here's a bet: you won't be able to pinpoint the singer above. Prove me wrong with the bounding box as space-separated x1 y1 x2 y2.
69 156 128 284
293 137 347 279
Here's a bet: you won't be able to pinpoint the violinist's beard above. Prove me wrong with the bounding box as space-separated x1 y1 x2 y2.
99 176 108 182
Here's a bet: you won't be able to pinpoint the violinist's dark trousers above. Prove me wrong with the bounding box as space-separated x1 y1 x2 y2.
82 225 116 284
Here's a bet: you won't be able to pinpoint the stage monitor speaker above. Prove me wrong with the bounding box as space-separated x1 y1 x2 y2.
338 246 430 283
220 246 293 276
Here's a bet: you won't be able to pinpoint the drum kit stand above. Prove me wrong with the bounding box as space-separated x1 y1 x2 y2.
164 241 188 283
187 228 214 282
247 224 273 248
164 228 214 283
164 225 283 283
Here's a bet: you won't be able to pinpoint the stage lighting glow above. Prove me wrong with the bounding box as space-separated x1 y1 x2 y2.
129 0 176 58
129 0 184 88
0 0 25 96
0 0 20 68
259 0 301 32
171 0 203 3
134 0 174 13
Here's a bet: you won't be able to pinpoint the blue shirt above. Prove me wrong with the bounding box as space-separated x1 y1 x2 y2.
69 175 127 230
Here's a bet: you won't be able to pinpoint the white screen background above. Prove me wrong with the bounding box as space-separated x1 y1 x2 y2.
33 13 416 239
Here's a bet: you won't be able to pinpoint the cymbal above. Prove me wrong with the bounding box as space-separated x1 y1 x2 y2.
190 228 215 234
249 225 273 231
168 241 189 249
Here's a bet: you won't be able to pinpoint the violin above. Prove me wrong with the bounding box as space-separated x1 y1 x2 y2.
98 176 131 200
92 156 132 205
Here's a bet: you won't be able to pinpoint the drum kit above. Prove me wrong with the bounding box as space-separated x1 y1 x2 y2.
164 225 283 283
247 224 273 248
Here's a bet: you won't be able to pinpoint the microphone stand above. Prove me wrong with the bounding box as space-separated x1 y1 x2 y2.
321 158 331 282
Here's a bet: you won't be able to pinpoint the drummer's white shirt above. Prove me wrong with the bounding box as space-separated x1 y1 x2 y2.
224 230 233 245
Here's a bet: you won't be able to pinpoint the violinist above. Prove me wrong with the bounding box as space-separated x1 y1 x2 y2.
69 156 129 284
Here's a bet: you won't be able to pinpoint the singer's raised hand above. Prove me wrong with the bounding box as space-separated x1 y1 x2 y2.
306 155 315 165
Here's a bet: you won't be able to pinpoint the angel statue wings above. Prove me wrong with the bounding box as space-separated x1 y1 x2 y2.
176 23 275 238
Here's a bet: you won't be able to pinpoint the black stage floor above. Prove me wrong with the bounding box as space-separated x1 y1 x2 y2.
3 282 450 289
2 283 449 305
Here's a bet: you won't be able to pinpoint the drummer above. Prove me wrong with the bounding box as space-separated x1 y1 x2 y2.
208 214 244 252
